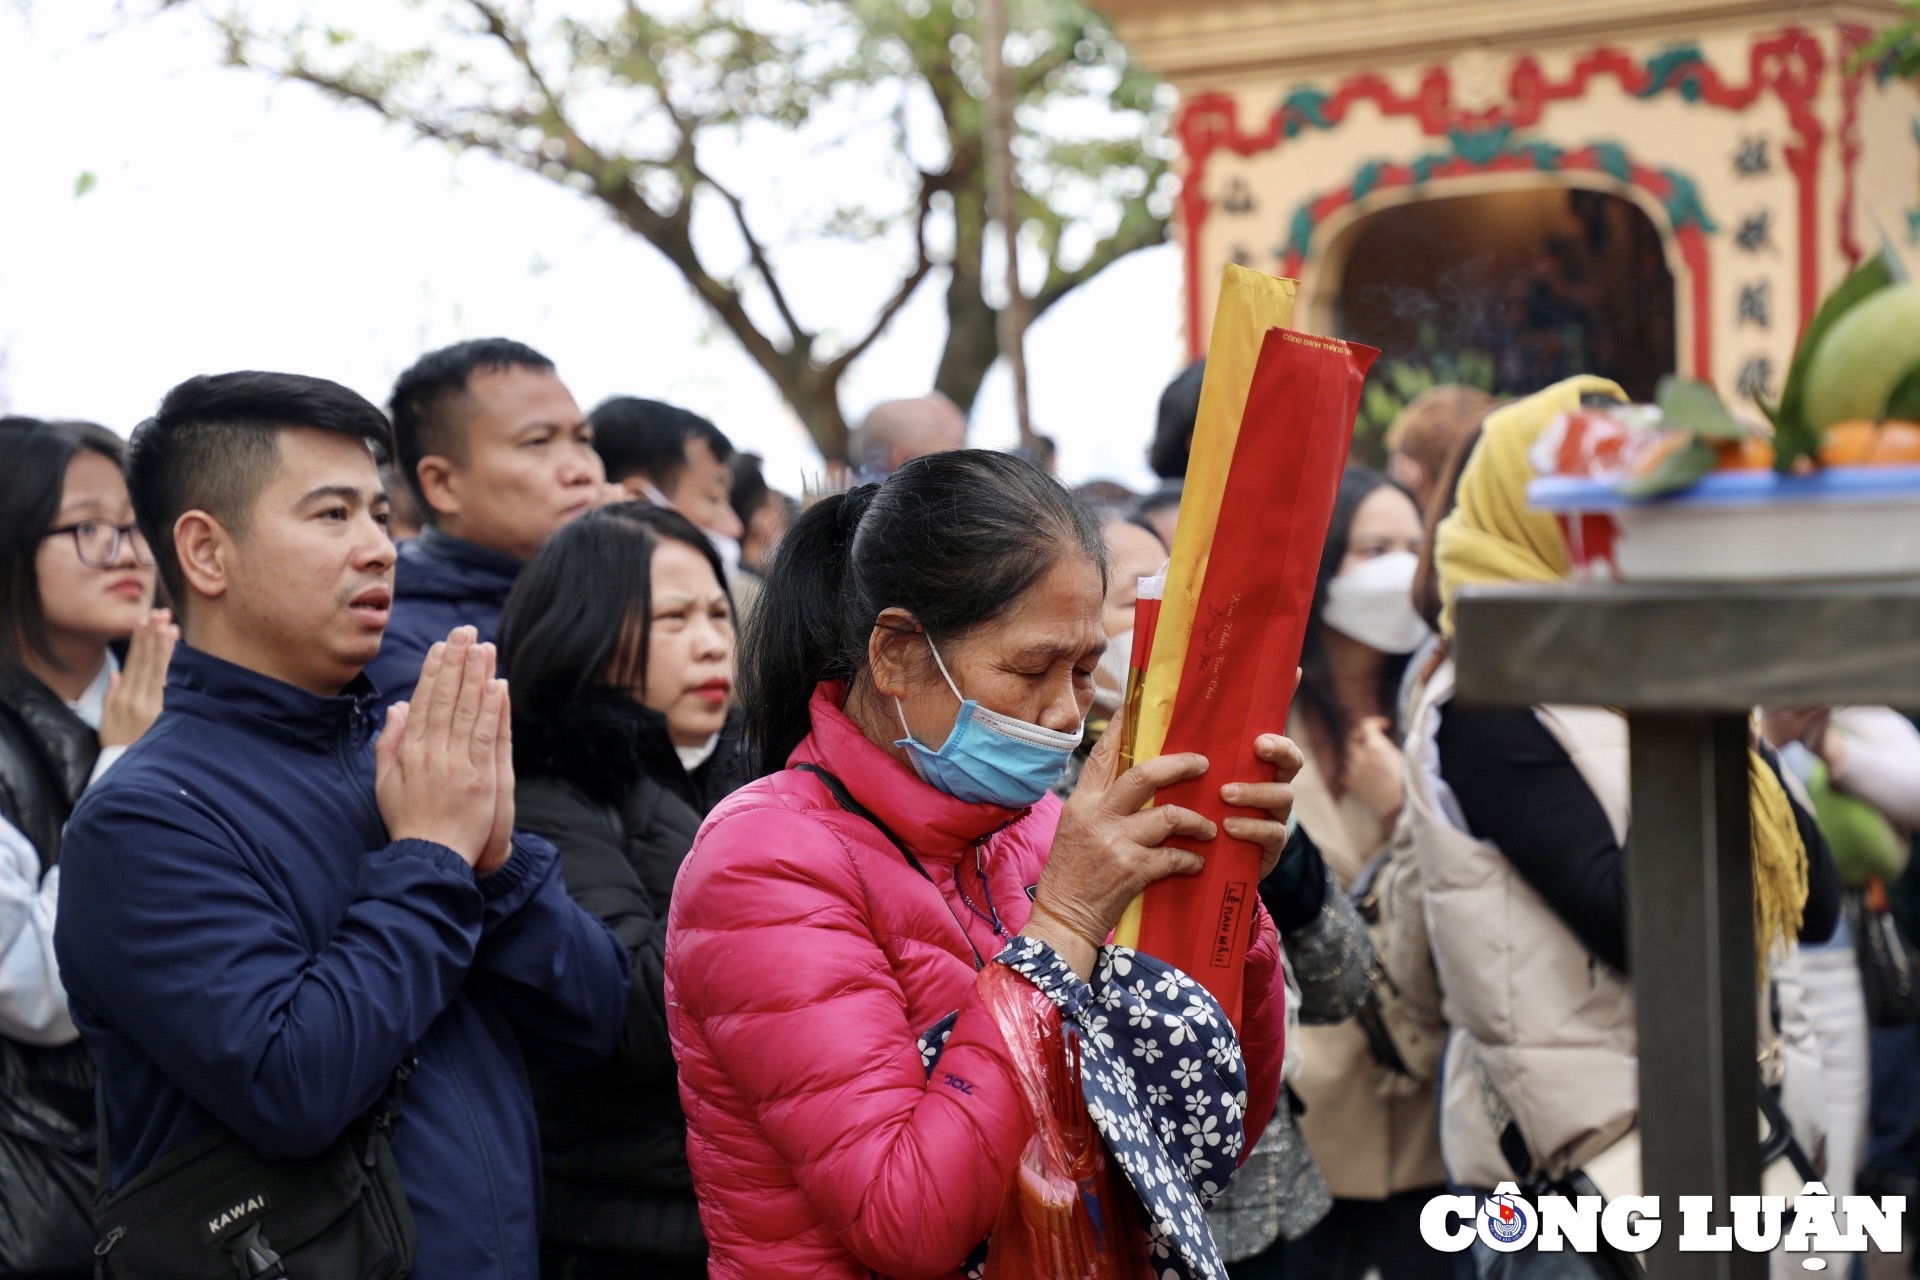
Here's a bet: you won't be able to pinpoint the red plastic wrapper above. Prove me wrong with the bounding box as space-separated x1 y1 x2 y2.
1123 327 1377 1027
977 965 1151 1280
1115 582 1162 776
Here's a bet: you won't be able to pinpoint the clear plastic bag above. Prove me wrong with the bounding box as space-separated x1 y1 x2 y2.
977 963 1152 1280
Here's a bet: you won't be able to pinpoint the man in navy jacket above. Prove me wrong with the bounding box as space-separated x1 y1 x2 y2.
366 339 608 702
54 371 630 1280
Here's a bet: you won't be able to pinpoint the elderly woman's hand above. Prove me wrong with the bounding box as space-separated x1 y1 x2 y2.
1226 732 1305 879
1022 727 1303 979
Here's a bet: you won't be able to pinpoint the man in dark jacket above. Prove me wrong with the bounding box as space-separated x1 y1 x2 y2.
53 371 630 1280
366 339 608 701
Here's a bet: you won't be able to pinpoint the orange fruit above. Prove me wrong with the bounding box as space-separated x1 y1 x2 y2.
1819 421 1881 465
1869 420 1920 463
1712 436 1775 471
1818 420 1920 466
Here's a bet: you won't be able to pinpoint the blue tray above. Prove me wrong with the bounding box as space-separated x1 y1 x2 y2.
1529 465 1920 512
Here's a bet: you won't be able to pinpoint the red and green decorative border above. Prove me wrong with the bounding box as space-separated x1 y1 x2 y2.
1837 22 1904 268
1174 28 1829 373
1271 128 1716 378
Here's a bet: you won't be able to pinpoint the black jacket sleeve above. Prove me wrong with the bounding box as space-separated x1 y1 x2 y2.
468 832 629 1074
1259 824 1329 933
1436 706 1631 972
1437 709 1847 975
515 777 678 1088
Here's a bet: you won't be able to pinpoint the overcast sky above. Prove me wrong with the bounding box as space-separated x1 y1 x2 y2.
0 1 1184 493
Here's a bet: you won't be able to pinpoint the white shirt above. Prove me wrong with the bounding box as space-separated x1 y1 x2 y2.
71 654 126 785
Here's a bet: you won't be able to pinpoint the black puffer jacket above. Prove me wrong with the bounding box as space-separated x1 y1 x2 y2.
0 666 100 1278
514 690 749 1266
0 667 98 864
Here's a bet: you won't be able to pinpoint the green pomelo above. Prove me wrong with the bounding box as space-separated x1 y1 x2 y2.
1809 760 1907 888
1803 282 1920 430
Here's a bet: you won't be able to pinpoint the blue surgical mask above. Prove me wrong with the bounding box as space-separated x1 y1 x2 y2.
894 638 1084 808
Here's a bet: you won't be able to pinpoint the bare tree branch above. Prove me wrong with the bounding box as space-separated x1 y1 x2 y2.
195 0 1171 457
466 0 556 103
700 171 808 350
264 38 811 395
464 0 816 369
1031 209 1167 319
826 175 938 377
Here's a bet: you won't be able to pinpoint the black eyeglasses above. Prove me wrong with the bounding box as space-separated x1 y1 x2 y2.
43 521 156 569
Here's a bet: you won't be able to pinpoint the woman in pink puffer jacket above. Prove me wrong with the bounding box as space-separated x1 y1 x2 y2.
665 451 1296 1279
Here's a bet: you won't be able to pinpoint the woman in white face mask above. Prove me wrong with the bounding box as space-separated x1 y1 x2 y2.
1300 470 1428 847
1254 467 1451 1280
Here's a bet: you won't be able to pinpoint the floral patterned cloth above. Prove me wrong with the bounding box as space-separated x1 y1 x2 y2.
917 937 1250 1280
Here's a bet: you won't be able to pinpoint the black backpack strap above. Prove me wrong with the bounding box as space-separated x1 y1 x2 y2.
1468 1043 1554 1198
93 1054 418 1203
1758 1070 1821 1184
221 1222 285 1279
95 1079 110 1209
795 763 935 886
795 763 986 970
362 1056 416 1167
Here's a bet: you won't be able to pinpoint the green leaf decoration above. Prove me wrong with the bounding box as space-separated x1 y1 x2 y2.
72 171 97 198
1655 375 1744 440
1387 362 1430 401
1770 247 1900 472
1618 439 1719 498
1883 360 1920 423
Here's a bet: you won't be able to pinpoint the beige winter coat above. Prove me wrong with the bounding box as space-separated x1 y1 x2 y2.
1405 659 1826 1190
1288 712 1448 1200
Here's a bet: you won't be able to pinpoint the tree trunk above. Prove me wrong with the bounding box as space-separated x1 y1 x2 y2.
790 368 852 463
932 174 1001 417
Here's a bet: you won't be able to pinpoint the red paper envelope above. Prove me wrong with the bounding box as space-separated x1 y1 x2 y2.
1127 327 1377 1026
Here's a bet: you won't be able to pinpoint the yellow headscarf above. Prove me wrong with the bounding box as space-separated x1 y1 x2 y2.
1433 377 1808 969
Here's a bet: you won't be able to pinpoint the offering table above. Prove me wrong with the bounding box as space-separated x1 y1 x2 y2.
1454 578 1920 1280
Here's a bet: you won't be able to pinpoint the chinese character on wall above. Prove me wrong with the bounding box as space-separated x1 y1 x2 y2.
1735 211 1774 254
1737 356 1776 401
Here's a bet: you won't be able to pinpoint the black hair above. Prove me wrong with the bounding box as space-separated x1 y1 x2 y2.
388 338 555 515
128 372 394 610
1134 484 1182 518
0 418 130 672
1413 428 1483 632
1070 479 1140 509
1297 467 1417 788
1149 360 1205 480
1127 512 1168 550
498 501 730 751
589 397 734 491
741 448 1105 776
729 451 773 529
1083 501 1164 551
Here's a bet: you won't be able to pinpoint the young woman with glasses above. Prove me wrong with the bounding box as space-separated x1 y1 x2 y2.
0 416 176 1279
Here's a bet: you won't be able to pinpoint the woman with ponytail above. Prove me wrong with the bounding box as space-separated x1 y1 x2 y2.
664 449 1301 1278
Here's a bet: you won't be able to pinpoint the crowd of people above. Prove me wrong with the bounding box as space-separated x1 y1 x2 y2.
0 337 1916 1280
